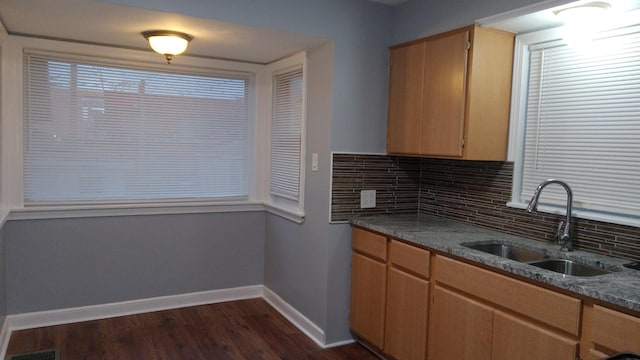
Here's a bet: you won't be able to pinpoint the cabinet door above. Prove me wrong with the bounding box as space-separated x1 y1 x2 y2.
387 41 425 155
428 285 493 360
492 311 578 360
586 349 609 360
591 305 640 355
421 30 469 157
384 267 429 360
349 252 387 349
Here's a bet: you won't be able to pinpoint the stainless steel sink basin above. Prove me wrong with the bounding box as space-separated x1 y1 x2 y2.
465 243 549 262
529 259 611 277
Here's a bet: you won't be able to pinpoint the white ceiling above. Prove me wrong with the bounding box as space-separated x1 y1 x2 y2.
0 0 328 64
3 0 639 65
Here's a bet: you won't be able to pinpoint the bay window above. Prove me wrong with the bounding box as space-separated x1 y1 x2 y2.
2 36 307 221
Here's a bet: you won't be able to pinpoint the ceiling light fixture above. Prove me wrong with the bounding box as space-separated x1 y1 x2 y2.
142 30 193 64
554 1 612 47
554 1 611 24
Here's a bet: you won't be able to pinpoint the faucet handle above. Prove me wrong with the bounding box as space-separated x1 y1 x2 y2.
556 221 564 236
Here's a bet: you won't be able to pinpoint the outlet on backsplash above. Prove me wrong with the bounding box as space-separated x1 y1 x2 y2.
360 190 376 209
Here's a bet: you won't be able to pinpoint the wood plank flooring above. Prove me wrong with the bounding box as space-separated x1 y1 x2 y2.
7 298 378 359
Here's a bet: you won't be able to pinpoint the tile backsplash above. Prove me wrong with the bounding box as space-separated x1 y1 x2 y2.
331 153 420 221
331 153 640 261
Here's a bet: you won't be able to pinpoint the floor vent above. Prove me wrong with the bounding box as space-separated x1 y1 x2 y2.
7 348 59 360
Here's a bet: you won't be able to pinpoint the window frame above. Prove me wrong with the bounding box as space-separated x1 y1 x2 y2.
263 51 308 223
3 35 271 220
507 25 640 227
23 51 254 205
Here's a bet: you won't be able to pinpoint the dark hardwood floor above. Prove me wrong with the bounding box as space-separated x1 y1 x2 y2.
7 298 378 359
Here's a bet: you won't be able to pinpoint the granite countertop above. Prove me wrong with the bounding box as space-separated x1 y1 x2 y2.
351 214 640 313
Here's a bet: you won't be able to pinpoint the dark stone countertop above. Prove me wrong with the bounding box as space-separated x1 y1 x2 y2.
351 214 640 313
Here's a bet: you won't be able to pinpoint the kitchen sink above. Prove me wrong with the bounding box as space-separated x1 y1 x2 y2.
464 243 549 262
463 242 618 277
528 259 611 277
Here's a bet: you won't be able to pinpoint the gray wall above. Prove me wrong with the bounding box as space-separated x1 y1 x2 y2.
5 212 265 314
264 40 341 341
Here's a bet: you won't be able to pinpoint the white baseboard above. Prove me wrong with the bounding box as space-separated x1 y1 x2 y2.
0 285 340 358
324 338 356 348
6 285 263 331
262 287 326 347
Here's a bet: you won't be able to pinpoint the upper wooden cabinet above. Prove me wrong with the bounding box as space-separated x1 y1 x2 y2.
387 25 515 160
387 41 425 155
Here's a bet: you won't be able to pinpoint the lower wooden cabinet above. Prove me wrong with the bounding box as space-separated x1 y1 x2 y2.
350 227 640 360
428 284 579 360
584 304 640 359
385 239 431 360
349 228 387 349
349 251 386 349
430 255 580 360
350 229 431 360
428 285 493 360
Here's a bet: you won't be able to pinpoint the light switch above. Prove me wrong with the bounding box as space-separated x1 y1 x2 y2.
311 153 318 171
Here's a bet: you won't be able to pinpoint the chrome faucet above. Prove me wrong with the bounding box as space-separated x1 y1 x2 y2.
527 179 573 252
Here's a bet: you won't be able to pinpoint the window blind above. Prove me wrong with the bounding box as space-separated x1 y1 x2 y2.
270 67 303 201
521 26 640 217
23 53 250 204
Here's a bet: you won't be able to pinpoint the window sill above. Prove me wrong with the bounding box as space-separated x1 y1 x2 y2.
264 203 305 224
8 201 266 221
507 201 640 228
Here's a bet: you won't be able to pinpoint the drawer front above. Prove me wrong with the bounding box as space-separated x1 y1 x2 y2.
492 310 578 360
389 239 431 278
592 305 640 354
352 227 387 261
435 255 581 336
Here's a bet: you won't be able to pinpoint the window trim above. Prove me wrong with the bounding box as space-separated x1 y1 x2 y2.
262 51 308 224
23 51 254 205
2 34 276 220
507 26 640 228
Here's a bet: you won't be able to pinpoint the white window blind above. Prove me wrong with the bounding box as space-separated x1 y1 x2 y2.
520 25 640 218
23 53 250 204
270 67 304 201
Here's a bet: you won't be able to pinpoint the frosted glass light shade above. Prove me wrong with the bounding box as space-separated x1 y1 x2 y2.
142 30 193 63
554 2 611 24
